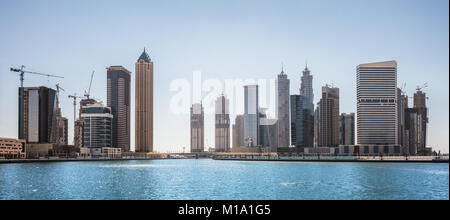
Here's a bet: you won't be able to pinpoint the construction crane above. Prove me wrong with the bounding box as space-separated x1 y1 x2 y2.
10 65 64 88
10 65 64 139
416 83 428 92
68 94 84 127
55 83 65 108
84 70 95 100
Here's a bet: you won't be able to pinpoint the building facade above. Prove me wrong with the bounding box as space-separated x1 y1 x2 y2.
215 95 230 152
357 61 398 145
135 49 154 152
18 86 57 144
276 68 290 148
397 88 409 152
339 113 355 145
107 66 131 152
0 138 26 159
81 102 113 148
290 95 314 149
191 103 204 153
232 115 245 148
317 85 340 147
259 108 278 152
244 85 259 146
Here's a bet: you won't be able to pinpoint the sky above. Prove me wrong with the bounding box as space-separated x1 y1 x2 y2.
0 0 448 153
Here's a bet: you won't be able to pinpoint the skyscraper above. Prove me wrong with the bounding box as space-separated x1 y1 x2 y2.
215 95 230 152
81 102 113 148
191 103 204 153
339 113 355 145
357 61 398 145
290 95 314 149
18 86 57 143
135 48 153 152
244 85 259 146
232 115 245 148
276 67 290 148
300 65 314 104
397 88 409 152
107 66 131 152
404 89 428 155
317 85 340 147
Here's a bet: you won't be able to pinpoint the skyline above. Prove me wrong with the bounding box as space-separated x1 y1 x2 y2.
0 0 448 153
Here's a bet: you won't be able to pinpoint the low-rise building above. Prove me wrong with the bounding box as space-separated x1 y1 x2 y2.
0 138 26 159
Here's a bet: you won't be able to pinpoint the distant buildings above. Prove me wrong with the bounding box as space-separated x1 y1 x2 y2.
317 85 340 147
81 102 113 148
135 49 154 153
18 86 58 143
191 103 204 153
339 113 355 145
244 85 259 146
107 66 131 152
232 115 245 148
275 68 290 148
290 95 314 149
397 88 408 152
357 61 398 145
215 95 230 152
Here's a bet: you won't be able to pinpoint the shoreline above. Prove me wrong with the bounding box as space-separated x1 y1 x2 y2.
213 158 449 164
0 157 185 164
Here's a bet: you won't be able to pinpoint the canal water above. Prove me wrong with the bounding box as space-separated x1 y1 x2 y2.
0 159 448 200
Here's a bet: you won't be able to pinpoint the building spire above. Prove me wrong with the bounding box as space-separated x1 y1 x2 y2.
281 62 285 75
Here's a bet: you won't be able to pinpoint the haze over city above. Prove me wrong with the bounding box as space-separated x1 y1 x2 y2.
0 0 448 153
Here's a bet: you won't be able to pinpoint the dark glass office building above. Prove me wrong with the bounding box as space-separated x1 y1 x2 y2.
107 66 131 152
18 86 57 143
290 95 314 149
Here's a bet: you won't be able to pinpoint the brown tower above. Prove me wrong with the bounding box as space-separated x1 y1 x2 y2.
135 48 153 152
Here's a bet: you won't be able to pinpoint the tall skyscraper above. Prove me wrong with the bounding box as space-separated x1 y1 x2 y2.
232 115 245 148
290 95 314 149
215 95 230 152
339 113 355 145
18 86 57 143
107 66 131 152
276 68 290 148
191 103 204 153
135 48 154 152
397 88 409 152
81 102 113 148
300 65 314 104
357 61 398 145
244 85 259 146
317 85 340 147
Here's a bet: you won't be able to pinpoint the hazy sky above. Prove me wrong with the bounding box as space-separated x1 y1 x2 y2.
0 0 448 153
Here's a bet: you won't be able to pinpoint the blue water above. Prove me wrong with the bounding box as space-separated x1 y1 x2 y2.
0 159 448 200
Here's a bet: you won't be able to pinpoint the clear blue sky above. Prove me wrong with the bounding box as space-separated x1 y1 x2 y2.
0 0 448 153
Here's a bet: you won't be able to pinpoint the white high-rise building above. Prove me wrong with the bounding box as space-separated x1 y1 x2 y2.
357 61 398 145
